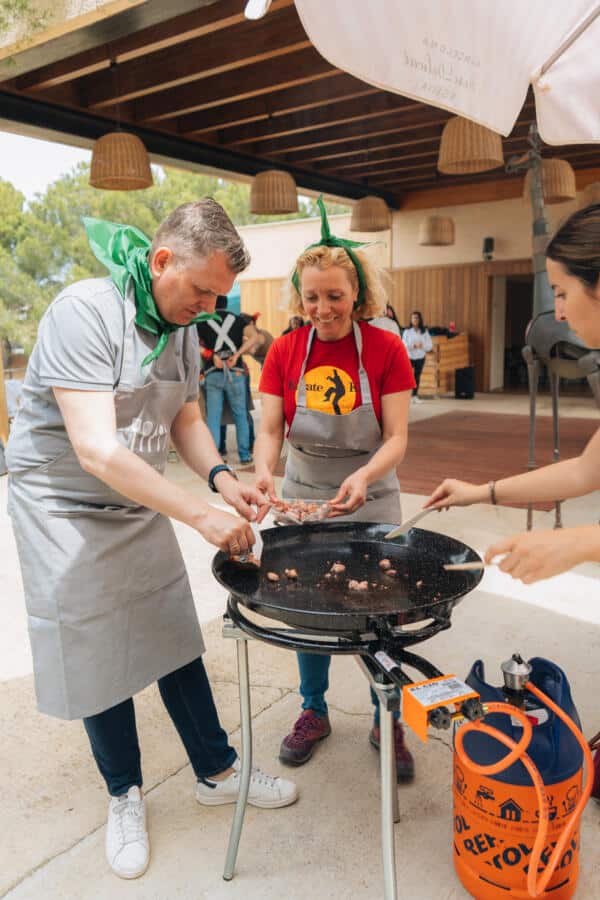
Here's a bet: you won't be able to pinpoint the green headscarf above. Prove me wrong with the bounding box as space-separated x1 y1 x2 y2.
83 216 219 368
291 195 371 309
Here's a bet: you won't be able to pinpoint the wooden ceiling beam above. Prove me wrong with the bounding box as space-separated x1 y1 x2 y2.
176 73 370 135
126 46 333 123
332 137 600 182
75 6 308 109
279 108 535 167
235 106 450 156
15 0 295 91
216 92 416 146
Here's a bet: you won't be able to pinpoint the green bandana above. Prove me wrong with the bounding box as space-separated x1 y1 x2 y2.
291 195 371 309
83 216 219 368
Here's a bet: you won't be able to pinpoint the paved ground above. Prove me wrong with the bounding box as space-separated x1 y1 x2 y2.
2 393 600 899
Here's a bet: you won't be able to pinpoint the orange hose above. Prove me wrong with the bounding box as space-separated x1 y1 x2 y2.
454 682 594 899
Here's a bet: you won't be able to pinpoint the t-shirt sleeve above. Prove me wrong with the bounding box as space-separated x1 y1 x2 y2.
258 339 285 396
381 335 416 394
36 295 119 390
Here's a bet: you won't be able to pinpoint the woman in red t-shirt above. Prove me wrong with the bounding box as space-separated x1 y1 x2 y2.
253 208 416 782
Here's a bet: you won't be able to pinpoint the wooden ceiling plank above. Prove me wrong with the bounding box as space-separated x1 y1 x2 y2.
236 107 450 156
78 8 309 109
278 121 533 166
177 73 372 135
217 93 419 146
128 47 334 123
15 0 295 91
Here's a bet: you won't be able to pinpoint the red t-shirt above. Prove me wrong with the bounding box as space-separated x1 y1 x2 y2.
259 321 415 428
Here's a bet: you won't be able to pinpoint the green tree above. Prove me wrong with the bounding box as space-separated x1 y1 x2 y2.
1 161 349 351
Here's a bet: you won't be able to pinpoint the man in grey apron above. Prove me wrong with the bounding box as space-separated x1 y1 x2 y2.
253 197 415 783
6 200 297 881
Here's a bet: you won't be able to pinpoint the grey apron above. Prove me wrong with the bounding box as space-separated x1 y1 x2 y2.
8 283 204 720
282 322 401 523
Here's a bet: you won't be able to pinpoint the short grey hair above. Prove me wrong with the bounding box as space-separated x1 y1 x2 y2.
150 198 250 273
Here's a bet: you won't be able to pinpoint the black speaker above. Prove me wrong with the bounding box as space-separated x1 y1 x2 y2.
482 236 494 260
455 366 475 399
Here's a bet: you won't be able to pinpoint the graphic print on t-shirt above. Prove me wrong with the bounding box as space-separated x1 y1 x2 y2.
299 365 356 415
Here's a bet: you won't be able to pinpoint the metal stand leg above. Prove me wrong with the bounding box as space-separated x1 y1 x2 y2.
549 366 563 529
523 346 540 531
223 627 253 881
355 654 400 900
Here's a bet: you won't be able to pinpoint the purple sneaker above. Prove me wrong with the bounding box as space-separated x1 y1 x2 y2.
369 721 415 782
279 710 331 766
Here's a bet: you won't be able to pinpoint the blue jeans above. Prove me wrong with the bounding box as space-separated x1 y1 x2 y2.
298 652 400 725
205 369 251 461
83 656 236 796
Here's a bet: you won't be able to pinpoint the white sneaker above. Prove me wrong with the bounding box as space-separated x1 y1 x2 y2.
105 786 149 879
413 396 423 404
196 758 298 809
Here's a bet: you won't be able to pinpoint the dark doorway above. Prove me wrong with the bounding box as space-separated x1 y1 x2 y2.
504 276 534 390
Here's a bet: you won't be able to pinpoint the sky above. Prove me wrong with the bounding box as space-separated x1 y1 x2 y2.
0 131 91 200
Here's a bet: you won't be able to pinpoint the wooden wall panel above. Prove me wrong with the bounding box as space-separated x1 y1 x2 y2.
240 278 290 388
389 263 491 391
239 263 514 393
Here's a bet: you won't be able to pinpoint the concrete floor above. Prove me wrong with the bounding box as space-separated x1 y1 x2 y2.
2 393 600 899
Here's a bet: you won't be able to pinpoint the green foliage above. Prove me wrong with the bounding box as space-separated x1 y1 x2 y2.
0 162 349 352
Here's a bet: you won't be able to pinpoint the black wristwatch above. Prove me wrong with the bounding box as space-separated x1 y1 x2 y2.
208 464 238 493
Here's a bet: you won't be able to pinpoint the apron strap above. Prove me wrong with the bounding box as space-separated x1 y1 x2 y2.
296 321 373 409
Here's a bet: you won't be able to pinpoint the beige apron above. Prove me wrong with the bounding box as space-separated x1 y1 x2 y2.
282 322 401 523
8 283 203 720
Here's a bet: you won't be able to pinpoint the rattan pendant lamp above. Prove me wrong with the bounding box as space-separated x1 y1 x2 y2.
350 195 390 232
89 62 153 191
250 170 298 214
523 158 576 204
438 116 504 174
418 215 455 246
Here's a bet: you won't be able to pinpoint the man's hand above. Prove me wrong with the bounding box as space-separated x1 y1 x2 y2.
485 527 595 584
194 506 257 555
328 469 369 516
215 471 270 523
424 479 487 510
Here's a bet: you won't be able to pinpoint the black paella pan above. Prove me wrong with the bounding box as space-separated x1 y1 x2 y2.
212 521 483 635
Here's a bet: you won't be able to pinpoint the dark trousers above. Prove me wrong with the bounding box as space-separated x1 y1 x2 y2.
83 656 237 796
410 357 426 395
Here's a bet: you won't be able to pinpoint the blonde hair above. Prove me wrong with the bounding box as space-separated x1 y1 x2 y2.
287 245 388 319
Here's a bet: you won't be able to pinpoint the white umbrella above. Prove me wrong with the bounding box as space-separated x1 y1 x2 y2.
294 0 600 144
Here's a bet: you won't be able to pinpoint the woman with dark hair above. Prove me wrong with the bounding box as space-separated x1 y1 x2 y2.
402 310 432 403
425 203 600 584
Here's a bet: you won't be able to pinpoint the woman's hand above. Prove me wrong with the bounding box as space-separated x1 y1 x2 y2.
485 527 596 584
328 470 369 516
213 354 225 369
253 469 278 504
424 479 488 510
215 472 270 523
193 506 257 555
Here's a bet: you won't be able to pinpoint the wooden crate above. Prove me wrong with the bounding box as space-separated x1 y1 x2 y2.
418 333 470 397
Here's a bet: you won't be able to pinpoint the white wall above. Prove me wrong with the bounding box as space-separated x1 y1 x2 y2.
391 195 581 269
237 215 392 280
236 192 584 280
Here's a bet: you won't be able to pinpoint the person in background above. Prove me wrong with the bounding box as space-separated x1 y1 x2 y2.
252 197 416 782
282 315 306 335
369 302 402 337
425 203 600 584
402 310 433 403
197 298 257 465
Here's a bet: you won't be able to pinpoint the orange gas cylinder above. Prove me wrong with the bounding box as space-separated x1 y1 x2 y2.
452 656 592 900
